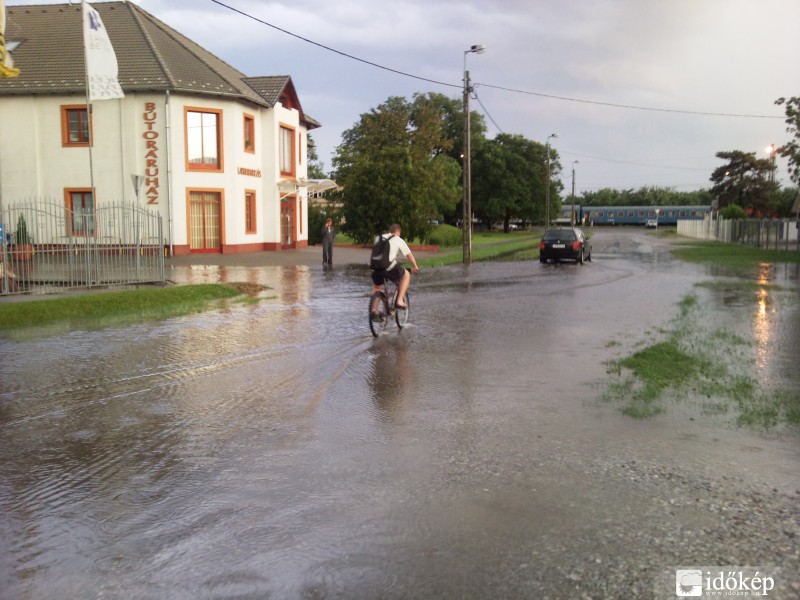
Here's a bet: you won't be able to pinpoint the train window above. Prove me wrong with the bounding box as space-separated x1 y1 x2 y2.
668 211 675 217
679 211 686 217
618 211 625 217
638 211 645 217
628 211 635 218
648 210 655 217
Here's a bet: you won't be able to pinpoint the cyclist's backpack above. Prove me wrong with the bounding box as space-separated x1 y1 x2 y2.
370 234 394 270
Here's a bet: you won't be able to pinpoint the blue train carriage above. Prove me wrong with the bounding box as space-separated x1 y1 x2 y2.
582 206 711 226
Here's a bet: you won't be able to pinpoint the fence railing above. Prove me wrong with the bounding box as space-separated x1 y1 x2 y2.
678 217 800 252
1 200 165 296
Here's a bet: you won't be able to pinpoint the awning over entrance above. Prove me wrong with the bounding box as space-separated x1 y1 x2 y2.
278 178 340 199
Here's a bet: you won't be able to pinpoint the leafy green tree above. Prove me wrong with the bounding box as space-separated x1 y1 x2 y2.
709 150 778 215
306 134 327 179
769 186 800 218
412 92 488 224
472 134 557 230
580 187 712 207
776 97 800 186
331 95 462 244
580 188 623 207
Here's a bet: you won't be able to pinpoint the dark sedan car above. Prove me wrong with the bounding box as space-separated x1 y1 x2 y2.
539 227 592 264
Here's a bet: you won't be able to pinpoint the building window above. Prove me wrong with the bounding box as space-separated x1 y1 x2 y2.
245 190 256 234
243 114 255 153
185 107 223 171
61 105 91 146
279 125 295 177
65 189 95 236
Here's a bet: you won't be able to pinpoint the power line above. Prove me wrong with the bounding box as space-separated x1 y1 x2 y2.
207 0 457 89
559 151 715 171
208 0 784 121
473 90 503 134
477 83 783 119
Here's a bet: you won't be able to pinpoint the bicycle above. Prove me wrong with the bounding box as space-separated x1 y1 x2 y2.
369 271 411 337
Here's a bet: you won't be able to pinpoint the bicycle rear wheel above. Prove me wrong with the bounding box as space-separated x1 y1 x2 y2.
394 291 410 329
369 291 389 337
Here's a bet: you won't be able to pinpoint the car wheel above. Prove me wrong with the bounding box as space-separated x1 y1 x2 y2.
587 250 592 262
539 256 546 264
578 250 584 265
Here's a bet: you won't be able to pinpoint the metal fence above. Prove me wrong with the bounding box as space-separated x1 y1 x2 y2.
678 217 800 252
1 200 165 296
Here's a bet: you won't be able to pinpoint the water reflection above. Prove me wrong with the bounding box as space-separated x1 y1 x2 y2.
167 263 312 305
368 336 411 421
752 286 772 381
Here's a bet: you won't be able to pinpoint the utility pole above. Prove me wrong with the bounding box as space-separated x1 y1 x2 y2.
544 133 557 230
462 44 485 264
571 160 578 225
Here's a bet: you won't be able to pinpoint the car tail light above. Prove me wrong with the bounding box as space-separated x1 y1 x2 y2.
539 241 545 250
572 240 581 250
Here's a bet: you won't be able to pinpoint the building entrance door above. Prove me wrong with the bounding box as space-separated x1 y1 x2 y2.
280 199 295 249
189 191 221 253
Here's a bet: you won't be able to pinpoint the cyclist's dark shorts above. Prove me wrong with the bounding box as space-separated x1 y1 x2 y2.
371 265 406 286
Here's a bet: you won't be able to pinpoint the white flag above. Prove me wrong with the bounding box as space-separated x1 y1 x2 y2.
82 0 123 100
1 0 21 78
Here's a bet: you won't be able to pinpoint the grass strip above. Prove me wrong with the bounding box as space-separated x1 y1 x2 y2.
0 284 243 333
417 233 540 267
672 240 800 267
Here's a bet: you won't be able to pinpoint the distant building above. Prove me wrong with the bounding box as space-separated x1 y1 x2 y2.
0 1 323 255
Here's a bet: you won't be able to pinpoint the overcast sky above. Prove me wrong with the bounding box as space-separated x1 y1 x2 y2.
8 0 800 194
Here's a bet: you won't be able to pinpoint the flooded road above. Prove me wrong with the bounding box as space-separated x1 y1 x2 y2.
2 230 799 598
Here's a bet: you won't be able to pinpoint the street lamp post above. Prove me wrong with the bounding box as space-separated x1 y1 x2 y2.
462 44 485 264
544 133 558 230
571 160 579 226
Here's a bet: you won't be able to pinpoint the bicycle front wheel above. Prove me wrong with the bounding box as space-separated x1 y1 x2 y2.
369 291 389 337
395 291 410 329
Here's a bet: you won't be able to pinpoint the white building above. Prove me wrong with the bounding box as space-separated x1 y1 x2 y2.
0 1 323 255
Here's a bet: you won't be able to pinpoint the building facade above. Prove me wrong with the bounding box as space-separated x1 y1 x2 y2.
0 1 321 255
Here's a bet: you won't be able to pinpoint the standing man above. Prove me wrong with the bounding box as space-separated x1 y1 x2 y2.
321 218 336 266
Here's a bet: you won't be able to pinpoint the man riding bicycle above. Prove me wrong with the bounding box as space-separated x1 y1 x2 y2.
371 224 419 316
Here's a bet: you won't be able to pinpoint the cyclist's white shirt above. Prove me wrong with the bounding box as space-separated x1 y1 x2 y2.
378 233 411 265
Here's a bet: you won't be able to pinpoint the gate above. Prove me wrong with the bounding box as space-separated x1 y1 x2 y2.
1 201 165 296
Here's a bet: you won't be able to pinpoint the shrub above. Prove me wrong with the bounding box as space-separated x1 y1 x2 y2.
15 214 31 245
719 204 747 220
427 224 462 248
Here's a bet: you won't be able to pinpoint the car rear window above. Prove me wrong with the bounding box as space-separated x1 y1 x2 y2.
543 229 576 240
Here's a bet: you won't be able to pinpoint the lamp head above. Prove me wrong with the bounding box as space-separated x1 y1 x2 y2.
469 44 486 54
